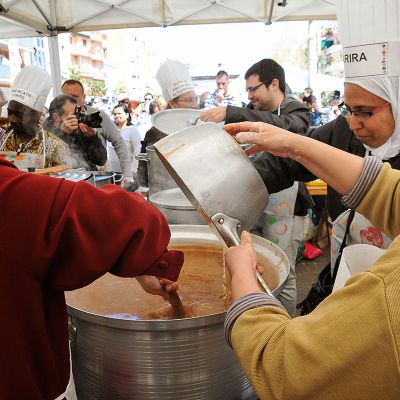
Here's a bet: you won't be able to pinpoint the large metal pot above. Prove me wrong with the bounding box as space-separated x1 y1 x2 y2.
66 225 289 400
136 145 177 194
149 187 205 225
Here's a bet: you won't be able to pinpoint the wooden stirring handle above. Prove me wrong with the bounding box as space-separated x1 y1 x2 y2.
168 290 186 319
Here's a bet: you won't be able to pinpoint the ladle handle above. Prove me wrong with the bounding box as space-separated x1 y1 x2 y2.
168 290 186 319
211 213 274 296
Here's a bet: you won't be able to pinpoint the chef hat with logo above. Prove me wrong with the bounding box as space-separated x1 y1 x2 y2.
337 0 400 160
156 59 194 102
337 0 400 79
10 65 52 112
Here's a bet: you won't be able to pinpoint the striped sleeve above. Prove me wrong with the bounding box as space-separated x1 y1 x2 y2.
224 292 285 348
342 156 383 209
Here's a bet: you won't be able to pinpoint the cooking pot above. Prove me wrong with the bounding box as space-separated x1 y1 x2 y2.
91 171 123 187
154 123 271 292
49 169 95 185
66 225 289 400
149 187 205 225
151 108 202 134
154 123 269 246
136 146 177 194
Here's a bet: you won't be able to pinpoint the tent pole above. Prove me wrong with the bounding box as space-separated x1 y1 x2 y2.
48 34 62 95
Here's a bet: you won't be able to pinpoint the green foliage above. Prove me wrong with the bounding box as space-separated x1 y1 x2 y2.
68 67 82 81
87 80 107 97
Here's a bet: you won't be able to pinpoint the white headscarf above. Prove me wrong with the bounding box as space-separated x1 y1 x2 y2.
345 76 400 160
10 65 51 112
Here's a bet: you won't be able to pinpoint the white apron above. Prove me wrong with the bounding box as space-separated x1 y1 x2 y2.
54 346 77 400
251 182 299 251
330 209 392 269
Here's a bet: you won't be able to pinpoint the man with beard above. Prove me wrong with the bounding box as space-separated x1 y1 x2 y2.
0 66 70 170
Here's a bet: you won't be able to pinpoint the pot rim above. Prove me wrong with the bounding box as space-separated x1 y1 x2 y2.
67 304 226 331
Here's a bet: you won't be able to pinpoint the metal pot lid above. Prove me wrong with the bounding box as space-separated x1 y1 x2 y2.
151 109 202 135
50 169 93 182
149 188 197 211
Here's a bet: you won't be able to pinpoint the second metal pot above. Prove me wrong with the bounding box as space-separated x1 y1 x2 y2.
149 188 205 225
136 145 177 194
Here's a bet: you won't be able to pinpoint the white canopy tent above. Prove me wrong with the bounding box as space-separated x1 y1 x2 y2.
0 0 337 91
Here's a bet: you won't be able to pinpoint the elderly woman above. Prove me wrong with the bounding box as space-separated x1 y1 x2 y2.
137 59 198 188
223 120 400 400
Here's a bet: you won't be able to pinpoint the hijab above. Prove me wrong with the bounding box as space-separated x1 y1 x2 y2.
345 76 400 160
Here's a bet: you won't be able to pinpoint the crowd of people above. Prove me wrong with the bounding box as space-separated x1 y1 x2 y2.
0 60 343 194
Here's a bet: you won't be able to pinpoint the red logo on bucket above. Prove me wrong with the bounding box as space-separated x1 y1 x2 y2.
359 227 384 248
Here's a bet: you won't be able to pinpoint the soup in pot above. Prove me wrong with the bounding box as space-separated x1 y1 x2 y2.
65 244 278 320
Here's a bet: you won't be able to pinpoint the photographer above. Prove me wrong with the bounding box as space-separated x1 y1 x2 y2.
44 94 107 170
62 80 135 187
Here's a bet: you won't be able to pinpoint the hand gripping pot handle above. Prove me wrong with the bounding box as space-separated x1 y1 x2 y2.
211 212 273 296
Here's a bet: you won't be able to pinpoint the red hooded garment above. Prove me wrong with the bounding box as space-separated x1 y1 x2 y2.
0 159 183 399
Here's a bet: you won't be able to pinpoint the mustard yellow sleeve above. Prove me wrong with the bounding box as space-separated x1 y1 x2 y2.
230 271 399 400
357 163 400 239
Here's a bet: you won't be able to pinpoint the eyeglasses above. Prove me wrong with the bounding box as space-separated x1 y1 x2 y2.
246 81 267 93
144 97 152 101
175 97 198 105
338 102 391 120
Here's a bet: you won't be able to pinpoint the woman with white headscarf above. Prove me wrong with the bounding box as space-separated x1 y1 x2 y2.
236 73 400 312
327 76 400 269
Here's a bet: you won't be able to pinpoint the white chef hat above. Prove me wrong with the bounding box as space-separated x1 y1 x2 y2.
336 0 400 160
156 59 194 102
337 0 400 79
10 65 52 112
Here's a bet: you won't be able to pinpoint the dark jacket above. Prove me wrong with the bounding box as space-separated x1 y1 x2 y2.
137 125 166 187
43 118 107 170
225 96 310 134
254 115 400 221
226 97 313 216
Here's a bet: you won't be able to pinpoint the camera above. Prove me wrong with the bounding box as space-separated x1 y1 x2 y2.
75 105 103 128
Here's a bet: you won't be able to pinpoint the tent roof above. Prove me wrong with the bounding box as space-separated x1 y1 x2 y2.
0 0 337 39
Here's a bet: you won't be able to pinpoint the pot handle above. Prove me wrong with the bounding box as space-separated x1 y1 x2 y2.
68 316 77 343
135 153 149 162
211 212 273 296
113 174 124 184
